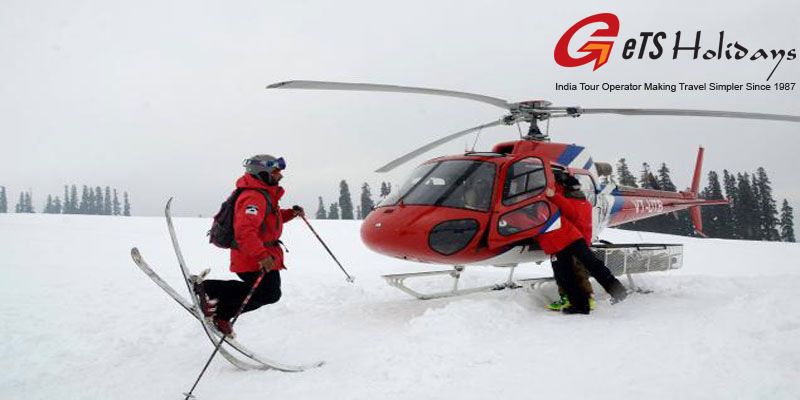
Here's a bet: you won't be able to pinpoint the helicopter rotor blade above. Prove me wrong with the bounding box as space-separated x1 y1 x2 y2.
375 117 510 173
563 107 800 123
267 80 512 110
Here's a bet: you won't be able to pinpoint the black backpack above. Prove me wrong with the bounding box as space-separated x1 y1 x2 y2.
208 188 274 249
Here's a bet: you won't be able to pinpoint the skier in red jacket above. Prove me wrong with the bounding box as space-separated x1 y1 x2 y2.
199 154 303 336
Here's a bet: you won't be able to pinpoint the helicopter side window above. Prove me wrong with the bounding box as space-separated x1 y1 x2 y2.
502 157 546 206
574 174 597 206
381 160 496 211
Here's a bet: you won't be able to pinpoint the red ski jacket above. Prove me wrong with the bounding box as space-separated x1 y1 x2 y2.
230 173 297 273
550 190 593 246
535 188 584 255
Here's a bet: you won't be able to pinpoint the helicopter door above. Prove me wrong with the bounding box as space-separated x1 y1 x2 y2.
486 157 555 249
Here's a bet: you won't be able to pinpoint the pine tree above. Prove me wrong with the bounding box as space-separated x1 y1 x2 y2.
0 186 7 213
722 170 738 238
700 170 731 238
112 189 121 216
779 199 795 242
616 158 638 187
123 192 131 216
315 197 327 219
734 173 759 240
753 167 780 241
45 195 54 213
360 183 375 219
750 174 760 234
328 202 340 219
639 163 660 190
94 186 103 215
88 186 97 214
103 187 112 215
656 163 677 192
16 192 23 213
15 191 34 213
70 185 79 214
24 192 34 213
62 185 70 213
79 186 89 214
338 180 354 220
53 196 62 214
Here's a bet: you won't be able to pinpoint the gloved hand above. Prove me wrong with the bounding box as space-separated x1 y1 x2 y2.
292 205 305 217
258 256 275 271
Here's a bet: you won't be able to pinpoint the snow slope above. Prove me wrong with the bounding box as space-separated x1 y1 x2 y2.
1 212 799 400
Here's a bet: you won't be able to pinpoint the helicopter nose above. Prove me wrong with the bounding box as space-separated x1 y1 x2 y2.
360 206 486 263
360 206 425 261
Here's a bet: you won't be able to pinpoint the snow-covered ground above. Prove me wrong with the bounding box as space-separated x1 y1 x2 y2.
1 212 799 400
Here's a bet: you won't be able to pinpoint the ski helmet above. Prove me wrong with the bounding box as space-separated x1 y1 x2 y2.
243 154 286 185
243 154 286 174
554 169 581 191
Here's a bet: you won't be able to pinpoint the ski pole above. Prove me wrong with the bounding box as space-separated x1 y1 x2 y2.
299 214 355 283
183 269 267 400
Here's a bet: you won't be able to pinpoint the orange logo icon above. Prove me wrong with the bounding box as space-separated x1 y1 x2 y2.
554 13 619 71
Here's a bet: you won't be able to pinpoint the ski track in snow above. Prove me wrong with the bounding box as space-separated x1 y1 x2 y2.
1 214 799 400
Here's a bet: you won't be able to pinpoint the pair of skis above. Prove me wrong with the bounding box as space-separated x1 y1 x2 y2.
130 198 323 372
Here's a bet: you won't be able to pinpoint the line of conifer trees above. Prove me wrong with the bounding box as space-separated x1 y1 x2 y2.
0 185 131 216
315 181 392 220
614 159 795 242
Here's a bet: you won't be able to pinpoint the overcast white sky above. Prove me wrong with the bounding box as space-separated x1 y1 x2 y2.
1 0 798 218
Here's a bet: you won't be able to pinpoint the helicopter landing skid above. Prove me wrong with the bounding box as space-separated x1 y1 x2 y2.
382 265 553 300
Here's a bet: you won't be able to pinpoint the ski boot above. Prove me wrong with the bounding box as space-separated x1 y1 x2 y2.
213 316 235 338
190 269 216 318
549 294 596 311
547 293 571 311
609 282 629 305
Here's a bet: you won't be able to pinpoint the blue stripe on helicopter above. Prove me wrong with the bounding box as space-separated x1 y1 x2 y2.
610 190 625 215
556 145 584 166
539 210 561 233
582 157 594 170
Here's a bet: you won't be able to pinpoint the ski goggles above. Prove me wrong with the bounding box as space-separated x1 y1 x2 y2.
244 156 286 171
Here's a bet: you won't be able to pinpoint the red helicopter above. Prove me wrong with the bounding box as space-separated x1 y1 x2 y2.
267 81 800 300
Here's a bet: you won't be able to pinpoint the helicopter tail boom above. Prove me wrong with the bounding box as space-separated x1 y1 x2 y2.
606 146 728 231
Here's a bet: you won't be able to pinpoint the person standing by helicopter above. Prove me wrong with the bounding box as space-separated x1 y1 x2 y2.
195 154 304 336
543 171 628 313
534 181 592 314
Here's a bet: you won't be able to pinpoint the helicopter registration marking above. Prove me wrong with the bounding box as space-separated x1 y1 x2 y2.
632 199 663 214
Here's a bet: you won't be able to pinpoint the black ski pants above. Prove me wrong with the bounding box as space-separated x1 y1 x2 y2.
551 255 593 296
203 270 282 320
554 240 627 309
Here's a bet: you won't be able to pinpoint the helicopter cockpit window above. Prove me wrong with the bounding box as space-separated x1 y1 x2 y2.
502 157 546 206
379 160 496 212
574 174 597 206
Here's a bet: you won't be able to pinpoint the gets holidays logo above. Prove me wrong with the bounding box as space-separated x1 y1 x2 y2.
554 13 796 81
